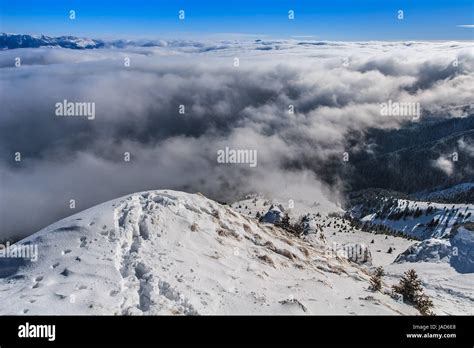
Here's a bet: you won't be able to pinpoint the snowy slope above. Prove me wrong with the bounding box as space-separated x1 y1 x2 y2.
392 223 474 272
230 193 341 220
0 190 422 315
352 197 474 240
298 215 474 315
347 191 474 273
233 195 474 314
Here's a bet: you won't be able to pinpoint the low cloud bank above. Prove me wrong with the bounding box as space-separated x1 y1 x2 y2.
0 40 473 239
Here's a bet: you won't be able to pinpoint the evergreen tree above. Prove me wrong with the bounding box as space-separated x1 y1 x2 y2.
392 269 434 315
392 269 423 304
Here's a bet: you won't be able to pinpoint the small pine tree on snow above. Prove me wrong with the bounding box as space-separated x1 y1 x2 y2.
392 269 423 304
393 269 434 315
387 247 393 254
369 266 384 292
255 211 261 219
370 239 375 244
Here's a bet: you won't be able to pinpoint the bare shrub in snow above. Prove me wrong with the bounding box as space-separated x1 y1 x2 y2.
369 266 384 292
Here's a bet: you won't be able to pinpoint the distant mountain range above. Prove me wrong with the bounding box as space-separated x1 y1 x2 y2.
0 33 206 50
0 33 104 49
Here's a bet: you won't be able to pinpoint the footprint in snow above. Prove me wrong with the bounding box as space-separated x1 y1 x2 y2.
51 262 60 269
109 290 119 297
60 269 72 277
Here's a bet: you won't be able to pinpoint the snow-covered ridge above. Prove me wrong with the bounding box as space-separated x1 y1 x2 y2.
231 193 474 313
351 196 474 240
0 190 419 315
347 190 474 274
393 224 474 274
0 33 103 50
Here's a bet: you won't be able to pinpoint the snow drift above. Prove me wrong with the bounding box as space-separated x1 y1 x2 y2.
0 190 417 315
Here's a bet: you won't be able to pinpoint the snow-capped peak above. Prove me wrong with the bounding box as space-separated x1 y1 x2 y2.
0 190 417 315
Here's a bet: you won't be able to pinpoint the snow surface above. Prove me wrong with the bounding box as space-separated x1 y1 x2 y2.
450 226 474 274
0 190 421 315
394 238 452 263
233 195 474 315
358 199 474 239
324 220 474 315
392 226 474 273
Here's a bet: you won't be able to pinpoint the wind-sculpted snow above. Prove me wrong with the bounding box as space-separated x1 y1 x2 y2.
394 227 474 274
0 190 420 315
233 193 474 314
450 226 474 273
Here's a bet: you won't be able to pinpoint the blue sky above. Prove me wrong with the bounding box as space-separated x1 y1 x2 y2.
1 0 473 40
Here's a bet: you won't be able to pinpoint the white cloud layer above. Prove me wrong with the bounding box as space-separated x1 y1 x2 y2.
0 40 473 239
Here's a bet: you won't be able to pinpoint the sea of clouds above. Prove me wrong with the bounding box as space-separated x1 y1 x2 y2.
0 39 473 239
